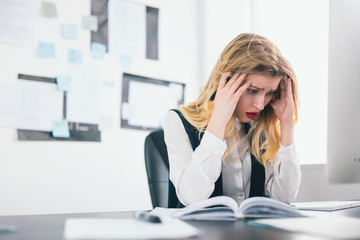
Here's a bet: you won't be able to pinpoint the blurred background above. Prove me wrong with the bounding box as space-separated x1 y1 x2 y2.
0 0 358 216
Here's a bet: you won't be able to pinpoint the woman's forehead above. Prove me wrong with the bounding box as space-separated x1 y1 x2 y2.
246 74 281 89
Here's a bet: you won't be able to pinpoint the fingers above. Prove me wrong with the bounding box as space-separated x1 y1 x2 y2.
219 71 247 93
226 71 240 86
218 72 232 89
283 76 293 101
286 77 292 100
234 80 251 99
228 72 247 92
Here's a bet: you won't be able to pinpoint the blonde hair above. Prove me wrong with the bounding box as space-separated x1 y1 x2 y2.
177 33 298 166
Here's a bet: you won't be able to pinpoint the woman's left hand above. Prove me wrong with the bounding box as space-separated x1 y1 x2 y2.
272 75 295 147
271 75 294 125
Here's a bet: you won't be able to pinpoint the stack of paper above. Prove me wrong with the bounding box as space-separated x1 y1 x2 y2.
63 217 200 239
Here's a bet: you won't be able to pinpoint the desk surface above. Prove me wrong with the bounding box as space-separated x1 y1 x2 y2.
1 207 360 240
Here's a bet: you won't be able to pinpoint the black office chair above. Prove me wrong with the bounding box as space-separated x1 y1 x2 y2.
144 129 178 208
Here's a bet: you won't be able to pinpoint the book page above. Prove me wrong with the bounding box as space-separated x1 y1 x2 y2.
171 196 238 218
237 197 303 218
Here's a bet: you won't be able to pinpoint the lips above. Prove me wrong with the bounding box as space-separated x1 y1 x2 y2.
246 112 258 119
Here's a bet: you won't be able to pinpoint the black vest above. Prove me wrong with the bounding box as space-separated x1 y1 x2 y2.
168 109 265 208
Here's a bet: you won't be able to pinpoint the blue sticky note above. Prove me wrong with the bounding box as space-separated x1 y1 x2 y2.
91 42 106 60
56 75 71 92
36 42 55 58
119 54 132 69
103 81 115 88
68 49 83 64
61 24 78 39
52 120 70 138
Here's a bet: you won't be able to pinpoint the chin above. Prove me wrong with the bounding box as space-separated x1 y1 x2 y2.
237 116 251 123
241 119 252 123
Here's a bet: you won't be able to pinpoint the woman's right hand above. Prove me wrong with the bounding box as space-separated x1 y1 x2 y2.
207 72 251 140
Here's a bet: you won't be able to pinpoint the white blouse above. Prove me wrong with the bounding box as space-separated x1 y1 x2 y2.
163 110 301 206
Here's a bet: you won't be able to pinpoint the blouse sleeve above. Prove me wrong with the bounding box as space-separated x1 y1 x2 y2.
163 111 227 206
265 143 301 203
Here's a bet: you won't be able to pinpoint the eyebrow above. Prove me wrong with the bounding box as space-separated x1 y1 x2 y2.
249 85 264 90
249 85 277 92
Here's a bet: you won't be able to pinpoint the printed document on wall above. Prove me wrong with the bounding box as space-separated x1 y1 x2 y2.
66 59 103 125
0 0 33 46
127 81 177 128
0 79 63 131
108 0 145 61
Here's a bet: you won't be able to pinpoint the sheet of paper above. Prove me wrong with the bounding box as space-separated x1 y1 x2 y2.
63 218 200 239
251 215 360 239
127 81 178 128
0 79 63 131
82 15 98 31
61 24 78 40
108 0 145 61
0 0 33 46
37 42 56 58
91 42 106 60
56 75 72 92
119 54 132 69
66 60 103 124
41 1 57 18
150 207 179 217
99 81 116 130
52 120 70 138
68 49 83 64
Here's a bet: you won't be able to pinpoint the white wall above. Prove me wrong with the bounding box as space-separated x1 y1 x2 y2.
1 0 359 216
0 0 202 215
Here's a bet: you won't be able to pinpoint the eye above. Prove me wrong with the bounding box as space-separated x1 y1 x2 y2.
266 91 275 96
248 89 257 94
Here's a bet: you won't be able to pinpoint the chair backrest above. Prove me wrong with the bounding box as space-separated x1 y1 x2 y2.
144 129 171 208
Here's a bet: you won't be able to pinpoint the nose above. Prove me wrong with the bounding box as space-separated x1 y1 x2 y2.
253 95 265 110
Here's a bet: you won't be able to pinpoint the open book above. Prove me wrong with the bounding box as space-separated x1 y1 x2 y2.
152 196 304 220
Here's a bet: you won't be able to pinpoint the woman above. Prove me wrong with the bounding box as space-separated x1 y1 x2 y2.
164 33 301 208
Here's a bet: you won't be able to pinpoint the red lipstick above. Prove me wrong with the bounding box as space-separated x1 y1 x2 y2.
246 112 258 119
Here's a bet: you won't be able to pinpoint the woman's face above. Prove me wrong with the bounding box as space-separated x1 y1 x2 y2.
234 74 281 123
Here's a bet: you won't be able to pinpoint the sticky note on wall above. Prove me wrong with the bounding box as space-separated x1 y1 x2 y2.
91 42 106 60
68 49 83 64
56 75 71 92
41 1 57 18
61 24 78 39
52 120 70 138
36 42 55 58
119 55 132 69
82 15 98 31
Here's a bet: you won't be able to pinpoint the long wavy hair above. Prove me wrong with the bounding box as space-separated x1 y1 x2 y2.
177 33 299 166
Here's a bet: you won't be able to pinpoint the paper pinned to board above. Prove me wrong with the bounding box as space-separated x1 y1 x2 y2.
61 24 78 40
37 42 55 58
250 215 360 239
82 15 98 31
41 1 57 18
68 49 83 64
0 0 33 46
108 0 145 60
0 79 63 131
91 42 106 60
63 218 200 239
56 75 71 92
52 120 70 138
